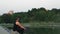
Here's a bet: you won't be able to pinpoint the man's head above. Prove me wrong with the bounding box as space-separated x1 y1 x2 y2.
15 16 21 22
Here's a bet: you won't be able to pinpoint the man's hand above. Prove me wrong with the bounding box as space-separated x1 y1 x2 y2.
21 27 26 30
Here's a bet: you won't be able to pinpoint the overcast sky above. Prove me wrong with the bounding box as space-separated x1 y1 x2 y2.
0 0 60 15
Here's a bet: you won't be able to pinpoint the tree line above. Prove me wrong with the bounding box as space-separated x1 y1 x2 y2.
0 7 60 23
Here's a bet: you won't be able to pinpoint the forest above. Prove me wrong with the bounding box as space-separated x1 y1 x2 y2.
0 7 60 23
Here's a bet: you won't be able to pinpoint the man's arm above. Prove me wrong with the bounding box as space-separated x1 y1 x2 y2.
16 22 25 29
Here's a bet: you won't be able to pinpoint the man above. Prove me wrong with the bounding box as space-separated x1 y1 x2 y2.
13 17 25 34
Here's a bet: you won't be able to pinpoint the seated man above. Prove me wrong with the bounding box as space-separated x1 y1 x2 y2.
13 17 25 34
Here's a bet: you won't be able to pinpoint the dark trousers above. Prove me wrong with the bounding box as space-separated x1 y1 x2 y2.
16 28 24 34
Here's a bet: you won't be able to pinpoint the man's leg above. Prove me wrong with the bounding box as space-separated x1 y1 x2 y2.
16 28 24 34
20 30 24 34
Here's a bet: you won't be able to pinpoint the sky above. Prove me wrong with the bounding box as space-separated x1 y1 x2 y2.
0 0 60 15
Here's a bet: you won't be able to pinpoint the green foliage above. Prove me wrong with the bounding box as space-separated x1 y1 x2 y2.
0 7 60 23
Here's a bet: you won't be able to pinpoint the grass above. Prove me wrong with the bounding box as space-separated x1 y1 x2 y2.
1 22 60 34
7 27 60 34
